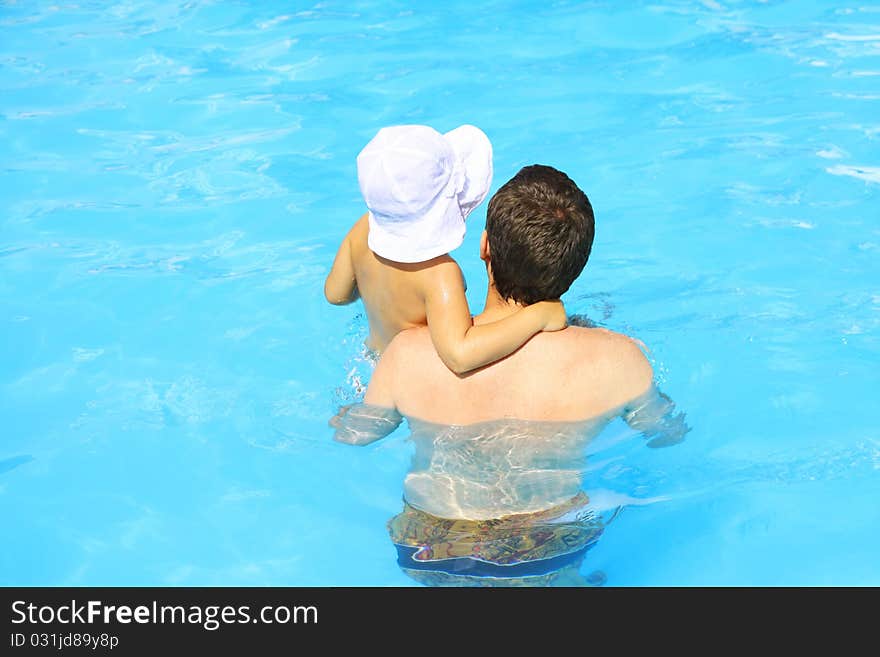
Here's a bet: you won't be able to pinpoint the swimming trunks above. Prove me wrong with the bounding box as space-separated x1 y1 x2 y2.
388 491 603 586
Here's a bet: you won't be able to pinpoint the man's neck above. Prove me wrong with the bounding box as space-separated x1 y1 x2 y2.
474 285 526 325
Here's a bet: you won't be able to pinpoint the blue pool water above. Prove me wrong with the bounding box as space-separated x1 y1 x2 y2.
1 1 878 586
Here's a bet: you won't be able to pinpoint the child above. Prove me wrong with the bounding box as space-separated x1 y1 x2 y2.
324 124 566 375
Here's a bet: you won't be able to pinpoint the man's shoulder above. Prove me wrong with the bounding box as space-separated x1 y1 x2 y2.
383 326 435 364
387 324 432 346
562 324 642 349
560 325 653 388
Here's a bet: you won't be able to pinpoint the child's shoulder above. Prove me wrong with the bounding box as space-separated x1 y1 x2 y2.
421 253 461 272
414 254 466 292
348 212 370 247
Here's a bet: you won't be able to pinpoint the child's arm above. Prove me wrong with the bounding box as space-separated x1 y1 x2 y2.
323 214 365 305
423 260 566 375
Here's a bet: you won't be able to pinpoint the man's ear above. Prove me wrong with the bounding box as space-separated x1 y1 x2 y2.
479 230 490 262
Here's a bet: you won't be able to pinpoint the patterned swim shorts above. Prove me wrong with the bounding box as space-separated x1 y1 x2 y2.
388 492 604 586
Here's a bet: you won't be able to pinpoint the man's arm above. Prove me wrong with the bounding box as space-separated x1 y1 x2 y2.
323 214 365 305
330 403 402 445
622 387 690 448
331 335 401 445
601 332 689 448
422 260 567 375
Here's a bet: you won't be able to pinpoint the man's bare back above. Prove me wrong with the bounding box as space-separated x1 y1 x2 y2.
366 305 654 425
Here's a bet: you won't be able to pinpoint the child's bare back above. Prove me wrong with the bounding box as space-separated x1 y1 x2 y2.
346 214 445 352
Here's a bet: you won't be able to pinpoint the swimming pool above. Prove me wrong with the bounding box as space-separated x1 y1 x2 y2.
1 0 878 586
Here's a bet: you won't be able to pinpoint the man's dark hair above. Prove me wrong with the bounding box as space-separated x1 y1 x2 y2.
485 164 594 305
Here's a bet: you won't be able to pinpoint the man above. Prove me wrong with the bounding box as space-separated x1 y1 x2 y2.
333 164 687 585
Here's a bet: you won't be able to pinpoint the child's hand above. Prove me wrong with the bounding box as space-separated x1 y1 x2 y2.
537 300 568 332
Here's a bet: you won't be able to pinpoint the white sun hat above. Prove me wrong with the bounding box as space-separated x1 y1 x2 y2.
356 124 493 263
